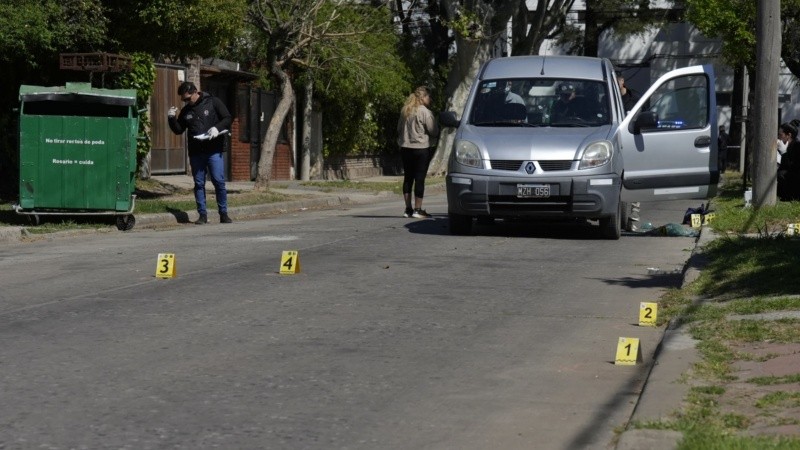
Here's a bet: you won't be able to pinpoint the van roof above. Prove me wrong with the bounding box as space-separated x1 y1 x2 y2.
480 55 610 82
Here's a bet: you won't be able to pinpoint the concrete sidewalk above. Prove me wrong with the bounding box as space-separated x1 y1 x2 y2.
150 174 406 192
615 226 714 450
137 174 409 227
0 175 416 243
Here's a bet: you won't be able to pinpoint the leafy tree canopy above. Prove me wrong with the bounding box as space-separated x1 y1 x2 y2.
103 0 247 58
686 0 800 77
685 0 757 70
0 0 107 66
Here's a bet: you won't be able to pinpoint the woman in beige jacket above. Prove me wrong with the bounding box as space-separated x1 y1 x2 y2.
397 86 439 218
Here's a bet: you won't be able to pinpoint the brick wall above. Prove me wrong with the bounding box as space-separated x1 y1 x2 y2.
227 81 294 182
229 116 251 181
271 143 293 180
323 155 383 180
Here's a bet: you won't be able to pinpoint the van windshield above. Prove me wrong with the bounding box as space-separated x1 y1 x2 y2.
470 79 611 127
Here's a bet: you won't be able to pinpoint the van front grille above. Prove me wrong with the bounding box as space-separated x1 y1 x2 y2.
489 160 574 172
490 160 523 171
538 161 573 171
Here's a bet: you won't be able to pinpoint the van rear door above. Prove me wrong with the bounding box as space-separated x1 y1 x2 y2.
618 64 718 202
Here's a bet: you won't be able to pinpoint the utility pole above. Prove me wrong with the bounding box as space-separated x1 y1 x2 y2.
751 0 781 206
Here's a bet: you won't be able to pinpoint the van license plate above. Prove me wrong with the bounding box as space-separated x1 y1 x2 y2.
517 184 550 198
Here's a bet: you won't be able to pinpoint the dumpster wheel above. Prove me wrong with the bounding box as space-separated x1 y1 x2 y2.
116 214 136 231
26 214 40 226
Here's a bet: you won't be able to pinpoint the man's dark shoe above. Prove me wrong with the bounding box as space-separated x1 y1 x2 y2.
220 213 232 224
194 214 208 225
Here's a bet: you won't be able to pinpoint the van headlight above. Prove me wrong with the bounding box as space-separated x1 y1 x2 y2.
455 140 483 168
579 141 612 169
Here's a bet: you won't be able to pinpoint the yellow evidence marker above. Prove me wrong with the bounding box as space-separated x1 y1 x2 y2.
703 212 715 225
279 250 301 274
690 213 702 228
639 302 658 327
788 223 800 236
615 337 643 365
155 253 176 278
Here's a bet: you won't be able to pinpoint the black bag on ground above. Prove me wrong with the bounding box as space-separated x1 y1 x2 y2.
682 203 708 225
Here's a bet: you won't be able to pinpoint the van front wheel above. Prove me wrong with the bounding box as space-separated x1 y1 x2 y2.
599 200 621 240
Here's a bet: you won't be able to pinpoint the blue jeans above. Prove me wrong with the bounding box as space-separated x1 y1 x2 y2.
189 152 227 215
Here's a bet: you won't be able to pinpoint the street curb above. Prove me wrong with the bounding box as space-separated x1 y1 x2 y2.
0 226 25 244
136 191 398 227
615 225 715 450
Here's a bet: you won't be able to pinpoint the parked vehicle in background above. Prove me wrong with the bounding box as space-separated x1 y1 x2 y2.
440 55 718 239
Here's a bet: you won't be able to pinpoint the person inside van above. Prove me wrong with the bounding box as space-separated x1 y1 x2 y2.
504 81 525 105
551 83 577 122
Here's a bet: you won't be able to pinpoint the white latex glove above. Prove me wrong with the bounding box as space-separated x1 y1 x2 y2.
777 138 788 154
208 127 219 139
167 106 178 118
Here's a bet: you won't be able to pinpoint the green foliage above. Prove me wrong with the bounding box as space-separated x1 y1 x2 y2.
708 173 800 234
103 0 247 57
686 0 800 75
0 0 107 66
309 4 412 157
689 237 800 300
0 0 108 197
115 53 156 173
685 0 757 70
781 1 800 77
678 429 800 449
446 9 484 41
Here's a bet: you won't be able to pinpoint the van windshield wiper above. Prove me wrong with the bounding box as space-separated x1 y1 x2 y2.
473 121 543 127
549 122 592 127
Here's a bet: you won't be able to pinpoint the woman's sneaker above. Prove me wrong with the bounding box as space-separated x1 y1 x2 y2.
403 207 414 218
412 209 431 218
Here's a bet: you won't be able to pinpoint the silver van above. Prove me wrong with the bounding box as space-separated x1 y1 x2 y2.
440 55 718 239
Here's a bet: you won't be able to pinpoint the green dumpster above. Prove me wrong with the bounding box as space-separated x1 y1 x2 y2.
15 82 139 230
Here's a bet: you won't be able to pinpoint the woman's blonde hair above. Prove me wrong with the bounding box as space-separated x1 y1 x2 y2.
400 86 431 120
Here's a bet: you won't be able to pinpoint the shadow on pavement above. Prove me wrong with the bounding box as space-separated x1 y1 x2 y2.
592 273 684 290
404 216 612 240
166 207 190 224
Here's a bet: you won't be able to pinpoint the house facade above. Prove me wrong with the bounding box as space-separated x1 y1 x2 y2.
149 59 294 182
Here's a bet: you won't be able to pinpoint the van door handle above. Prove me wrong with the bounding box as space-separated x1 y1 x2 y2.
694 136 711 148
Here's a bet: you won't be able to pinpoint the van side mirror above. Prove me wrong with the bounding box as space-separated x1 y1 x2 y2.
631 111 658 134
439 111 461 128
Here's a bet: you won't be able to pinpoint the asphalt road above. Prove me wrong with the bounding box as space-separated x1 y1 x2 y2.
0 193 700 449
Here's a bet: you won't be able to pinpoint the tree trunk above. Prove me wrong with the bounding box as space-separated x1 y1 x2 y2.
428 0 518 176
427 38 493 176
255 62 295 190
583 3 598 56
751 0 780 206
511 0 575 56
300 77 313 181
187 56 202 87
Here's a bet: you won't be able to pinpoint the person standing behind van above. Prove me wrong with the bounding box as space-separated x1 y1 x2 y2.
397 86 439 218
777 122 800 201
718 125 729 173
617 74 640 113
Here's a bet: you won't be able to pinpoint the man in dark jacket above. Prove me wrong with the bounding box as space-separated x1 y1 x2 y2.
168 81 233 224
617 74 640 113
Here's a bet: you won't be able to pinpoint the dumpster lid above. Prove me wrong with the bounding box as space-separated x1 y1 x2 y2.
19 83 137 107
